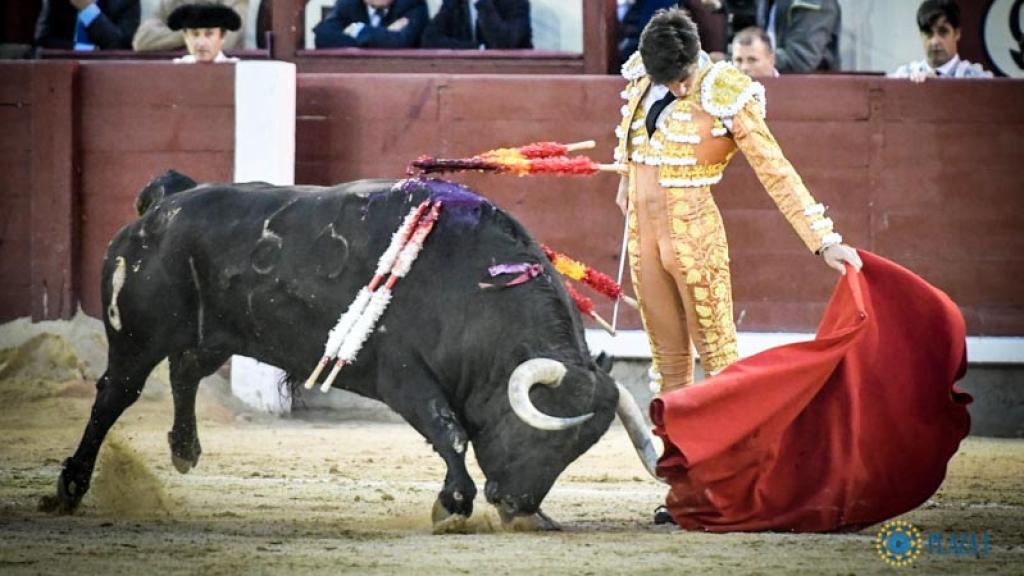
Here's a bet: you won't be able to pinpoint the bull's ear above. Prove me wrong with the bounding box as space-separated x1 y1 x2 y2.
593 352 614 374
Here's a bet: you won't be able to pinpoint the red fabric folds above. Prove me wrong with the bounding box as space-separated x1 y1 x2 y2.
650 250 972 532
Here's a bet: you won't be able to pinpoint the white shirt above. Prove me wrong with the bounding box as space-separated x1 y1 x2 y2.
468 0 482 48
173 51 239 64
890 54 993 79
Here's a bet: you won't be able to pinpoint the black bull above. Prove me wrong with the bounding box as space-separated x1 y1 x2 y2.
44 172 660 528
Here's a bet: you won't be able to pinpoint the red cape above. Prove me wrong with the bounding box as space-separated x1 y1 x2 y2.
651 250 971 532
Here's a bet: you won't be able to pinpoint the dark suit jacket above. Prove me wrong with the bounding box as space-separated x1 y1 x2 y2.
35 0 140 49
759 0 840 73
314 0 428 48
421 0 531 50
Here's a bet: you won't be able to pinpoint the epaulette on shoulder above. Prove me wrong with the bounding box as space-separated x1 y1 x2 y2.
621 51 646 81
700 61 766 118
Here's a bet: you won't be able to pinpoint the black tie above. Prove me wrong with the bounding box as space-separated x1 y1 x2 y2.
373 7 387 24
646 91 677 137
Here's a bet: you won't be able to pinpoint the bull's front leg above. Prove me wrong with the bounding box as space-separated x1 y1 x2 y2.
422 397 477 526
381 383 477 530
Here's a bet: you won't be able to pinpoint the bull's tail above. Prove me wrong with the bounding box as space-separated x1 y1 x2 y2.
135 170 198 215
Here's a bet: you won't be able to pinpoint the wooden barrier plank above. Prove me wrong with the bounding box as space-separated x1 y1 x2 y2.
29 61 78 321
761 76 872 121
80 105 233 153
0 62 32 103
882 80 1024 124
0 108 31 153
0 287 31 322
78 62 235 108
874 212 1024 262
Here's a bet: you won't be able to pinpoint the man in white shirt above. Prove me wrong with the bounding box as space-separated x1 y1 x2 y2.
890 0 992 82
167 2 241 63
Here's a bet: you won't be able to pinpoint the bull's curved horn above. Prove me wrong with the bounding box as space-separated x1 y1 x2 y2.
508 359 594 431
615 382 667 484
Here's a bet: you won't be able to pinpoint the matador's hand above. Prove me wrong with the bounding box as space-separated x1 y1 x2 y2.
822 244 863 275
616 176 628 216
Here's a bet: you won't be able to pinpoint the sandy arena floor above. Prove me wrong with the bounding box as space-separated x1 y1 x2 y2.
1 314 1022 575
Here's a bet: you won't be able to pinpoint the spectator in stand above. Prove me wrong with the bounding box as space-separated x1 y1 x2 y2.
730 25 777 77
421 0 531 50
133 0 247 52
314 0 427 48
890 0 992 82
34 0 139 50
756 0 841 73
167 2 241 63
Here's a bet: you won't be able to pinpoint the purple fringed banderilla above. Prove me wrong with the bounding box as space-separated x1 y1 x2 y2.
479 263 544 289
392 177 488 230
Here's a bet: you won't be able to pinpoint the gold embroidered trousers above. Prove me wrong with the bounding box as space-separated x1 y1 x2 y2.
627 163 739 391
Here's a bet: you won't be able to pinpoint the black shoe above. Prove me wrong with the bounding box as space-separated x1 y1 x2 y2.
653 505 676 525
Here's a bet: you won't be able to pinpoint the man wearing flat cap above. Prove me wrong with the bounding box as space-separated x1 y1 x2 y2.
168 1 242 63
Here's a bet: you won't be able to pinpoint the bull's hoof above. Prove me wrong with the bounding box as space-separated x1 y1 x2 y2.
38 466 87 515
497 507 562 532
171 453 196 474
431 497 471 534
168 430 201 474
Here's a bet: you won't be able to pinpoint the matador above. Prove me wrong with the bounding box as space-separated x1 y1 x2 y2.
613 9 861 393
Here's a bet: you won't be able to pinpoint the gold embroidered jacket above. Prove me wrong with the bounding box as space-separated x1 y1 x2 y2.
613 52 842 253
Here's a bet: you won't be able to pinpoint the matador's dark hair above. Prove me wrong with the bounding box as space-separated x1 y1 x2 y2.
639 8 701 85
917 0 961 33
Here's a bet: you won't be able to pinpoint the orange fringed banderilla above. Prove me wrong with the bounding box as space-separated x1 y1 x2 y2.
409 140 626 177
542 244 639 335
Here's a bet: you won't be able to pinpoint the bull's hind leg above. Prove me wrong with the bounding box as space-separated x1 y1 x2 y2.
168 350 230 473
41 349 164 514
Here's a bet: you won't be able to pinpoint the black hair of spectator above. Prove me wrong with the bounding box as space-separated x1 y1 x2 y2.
916 0 960 33
168 2 242 32
639 8 702 85
732 26 773 52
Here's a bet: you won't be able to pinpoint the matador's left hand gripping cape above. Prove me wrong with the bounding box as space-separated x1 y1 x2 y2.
613 52 842 254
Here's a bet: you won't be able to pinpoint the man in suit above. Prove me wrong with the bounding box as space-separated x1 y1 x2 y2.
314 0 427 48
34 0 140 50
421 0 531 50
890 0 992 82
756 0 840 73
730 26 778 77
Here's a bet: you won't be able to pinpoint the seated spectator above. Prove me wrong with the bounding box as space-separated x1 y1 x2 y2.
890 0 992 82
730 26 777 77
133 0 247 52
313 0 427 48
421 0 531 50
168 2 241 63
34 0 140 50
760 0 840 73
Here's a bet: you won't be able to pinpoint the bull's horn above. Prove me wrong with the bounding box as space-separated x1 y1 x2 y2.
508 359 593 431
615 382 667 484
